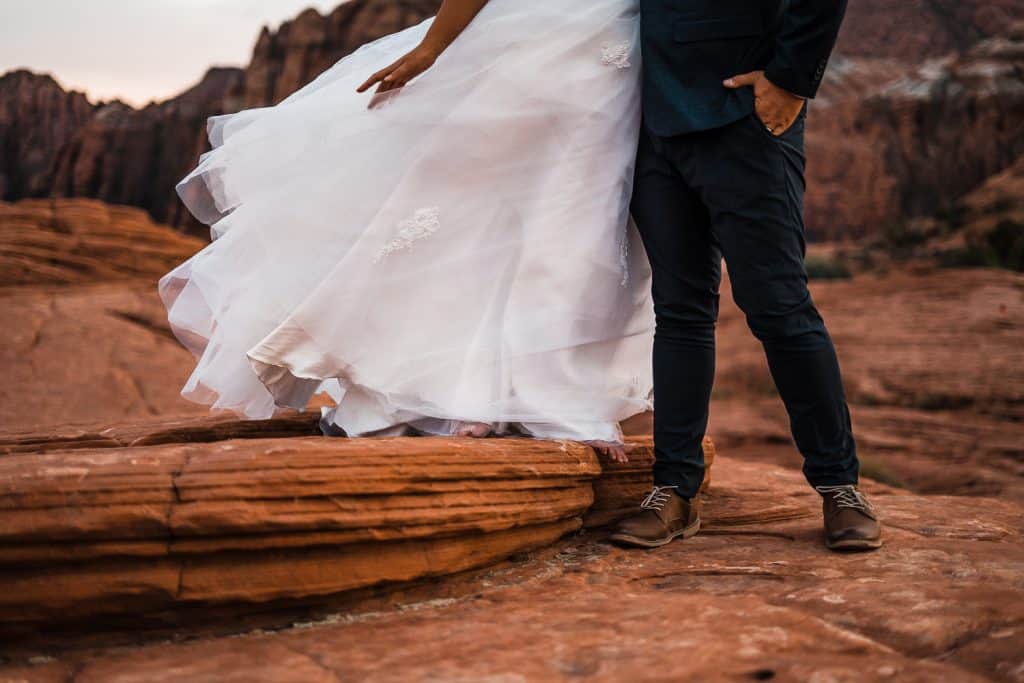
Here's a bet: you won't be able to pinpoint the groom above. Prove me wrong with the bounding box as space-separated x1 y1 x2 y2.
612 0 882 551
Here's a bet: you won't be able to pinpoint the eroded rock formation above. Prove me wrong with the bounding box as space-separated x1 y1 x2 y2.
909 156 1024 271
0 0 441 238
0 198 203 287
2 452 1021 682
48 68 245 233
711 267 1024 501
1 0 1022 242
0 417 713 625
835 0 1022 60
0 198 208 429
242 0 442 107
0 71 94 201
0 279 216 431
808 27 1024 240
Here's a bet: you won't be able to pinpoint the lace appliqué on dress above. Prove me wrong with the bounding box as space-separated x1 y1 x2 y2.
375 207 441 263
601 42 632 70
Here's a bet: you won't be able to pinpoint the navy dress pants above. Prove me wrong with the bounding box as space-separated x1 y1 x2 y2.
630 107 859 499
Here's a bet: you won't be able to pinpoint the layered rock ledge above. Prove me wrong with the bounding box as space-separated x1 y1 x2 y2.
0 419 713 627
2 452 1021 682
0 199 203 288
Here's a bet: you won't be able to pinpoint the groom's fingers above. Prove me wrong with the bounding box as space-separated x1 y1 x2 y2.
723 71 759 88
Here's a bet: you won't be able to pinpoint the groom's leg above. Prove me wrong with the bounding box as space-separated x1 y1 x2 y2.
693 111 859 489
631 129 720 500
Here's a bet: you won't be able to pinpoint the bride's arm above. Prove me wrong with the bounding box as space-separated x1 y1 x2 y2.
357 0 490 94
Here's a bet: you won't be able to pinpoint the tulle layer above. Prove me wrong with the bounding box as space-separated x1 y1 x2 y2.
160 0 654 442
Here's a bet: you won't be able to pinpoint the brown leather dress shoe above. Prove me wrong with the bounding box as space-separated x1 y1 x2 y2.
609 486 701 548
816 485 882 551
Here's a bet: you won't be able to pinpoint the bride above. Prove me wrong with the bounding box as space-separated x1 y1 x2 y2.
160 0 652 460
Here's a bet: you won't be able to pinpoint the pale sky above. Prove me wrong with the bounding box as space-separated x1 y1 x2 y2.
0 0 343 106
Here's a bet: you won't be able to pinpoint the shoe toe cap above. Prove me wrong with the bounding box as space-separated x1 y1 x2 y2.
828 523 882 545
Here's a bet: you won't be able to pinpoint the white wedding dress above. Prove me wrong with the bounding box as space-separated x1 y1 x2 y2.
160 0 654 443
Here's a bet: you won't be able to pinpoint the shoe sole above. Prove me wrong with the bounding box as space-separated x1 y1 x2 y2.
609 519 701 549
827 537 883 551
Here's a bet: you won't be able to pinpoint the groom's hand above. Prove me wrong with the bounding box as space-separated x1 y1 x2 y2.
724 70 805 137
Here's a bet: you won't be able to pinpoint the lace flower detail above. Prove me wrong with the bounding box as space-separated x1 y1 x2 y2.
375 207 440 263
602 42 632 70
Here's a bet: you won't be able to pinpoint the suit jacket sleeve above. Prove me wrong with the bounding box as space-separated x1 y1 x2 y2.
764 0 848 99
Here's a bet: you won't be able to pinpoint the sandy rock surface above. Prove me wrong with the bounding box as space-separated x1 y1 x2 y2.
1 454 1021 682
0 199 203 287
710 268 1024 502
0 281 206 431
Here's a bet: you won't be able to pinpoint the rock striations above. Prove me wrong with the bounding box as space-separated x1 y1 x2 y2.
0 199 209 430
2 450 1022 682
0 415 714 626
48 68 246 234
0 198 203 287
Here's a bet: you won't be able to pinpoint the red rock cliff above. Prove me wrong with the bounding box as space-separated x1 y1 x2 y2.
0 71 94 201
1 0 1022 242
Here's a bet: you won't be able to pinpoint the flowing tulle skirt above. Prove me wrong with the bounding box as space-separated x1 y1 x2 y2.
160 0 653 442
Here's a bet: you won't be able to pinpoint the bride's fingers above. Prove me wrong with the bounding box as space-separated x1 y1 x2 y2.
376 61 420 93
357 70 386 93
357 57 404 93
378 78 406 93
357 70 387 93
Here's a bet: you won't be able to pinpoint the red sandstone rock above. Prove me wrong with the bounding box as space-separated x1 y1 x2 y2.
835 0 1022 60
242 0 442 108
909 155 1024 270
806 29 1024 241
0 412 321 455
2 1 1023 242
2 455 1021 682
0 199 210 431
0 71 94 201
710 267 1024 501
0 436 597 621
0 198 203 287
48 68 244 233
0 281 208 431
0 431 712 623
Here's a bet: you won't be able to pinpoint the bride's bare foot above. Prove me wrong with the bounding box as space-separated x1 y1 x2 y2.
455 422 493 438
587 441 631 464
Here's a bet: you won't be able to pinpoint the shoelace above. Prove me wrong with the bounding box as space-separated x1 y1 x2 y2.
640 485 679 511
815 485 874 513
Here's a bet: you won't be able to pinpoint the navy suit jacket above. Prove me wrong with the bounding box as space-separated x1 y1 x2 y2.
639 0 847 136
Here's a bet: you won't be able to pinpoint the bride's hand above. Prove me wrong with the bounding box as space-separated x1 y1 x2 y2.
358 44 440 95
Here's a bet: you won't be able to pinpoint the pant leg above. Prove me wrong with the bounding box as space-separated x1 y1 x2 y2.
688 110 859 488
630 128 721 499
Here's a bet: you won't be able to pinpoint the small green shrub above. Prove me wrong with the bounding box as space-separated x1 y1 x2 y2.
939 220 1024 272
858 456 906 489
805 256 852 280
